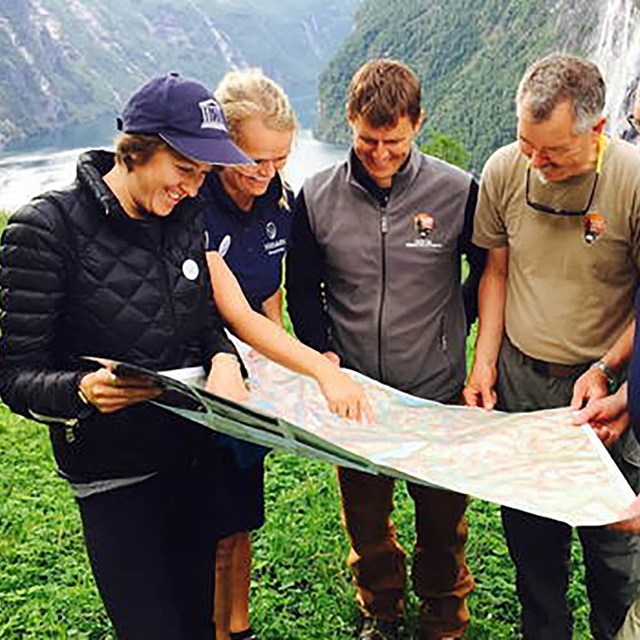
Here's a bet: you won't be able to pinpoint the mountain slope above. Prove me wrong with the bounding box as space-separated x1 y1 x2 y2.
315 0 598 171
0 0 358 148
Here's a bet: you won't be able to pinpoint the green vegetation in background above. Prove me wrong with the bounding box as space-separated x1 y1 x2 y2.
315 0 596 172
423 131 471 171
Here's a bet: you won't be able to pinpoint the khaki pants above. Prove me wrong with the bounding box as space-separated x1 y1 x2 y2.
616 598 640 639
337 467 474 639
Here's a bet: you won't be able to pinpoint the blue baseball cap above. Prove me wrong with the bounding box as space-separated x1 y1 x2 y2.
117 73 253 166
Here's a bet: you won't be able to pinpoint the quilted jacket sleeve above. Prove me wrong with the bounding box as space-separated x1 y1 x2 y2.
0 201 90 422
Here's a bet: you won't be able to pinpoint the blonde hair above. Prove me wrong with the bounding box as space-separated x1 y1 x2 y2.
215 68 297 144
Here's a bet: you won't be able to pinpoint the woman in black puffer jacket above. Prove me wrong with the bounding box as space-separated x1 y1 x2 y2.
0 73 255 640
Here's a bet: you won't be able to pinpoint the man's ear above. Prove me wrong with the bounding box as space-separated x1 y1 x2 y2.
413 110 426 135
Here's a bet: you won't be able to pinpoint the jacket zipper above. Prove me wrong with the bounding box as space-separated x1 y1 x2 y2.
378 206 388 381
158 227 177 336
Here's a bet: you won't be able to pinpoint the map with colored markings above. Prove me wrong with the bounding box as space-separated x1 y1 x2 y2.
148 342 637 527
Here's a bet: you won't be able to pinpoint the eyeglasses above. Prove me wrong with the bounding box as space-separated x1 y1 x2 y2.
525 165 600 216
524 133 606 217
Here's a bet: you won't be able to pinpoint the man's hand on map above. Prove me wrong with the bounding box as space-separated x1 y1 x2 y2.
570 366 610 410
206 352 249 403
572 382 629 448
463 361 497 409
610 493 640 534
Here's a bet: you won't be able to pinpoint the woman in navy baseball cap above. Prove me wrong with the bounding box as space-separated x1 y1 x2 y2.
0 74 255 640
107 73 253 219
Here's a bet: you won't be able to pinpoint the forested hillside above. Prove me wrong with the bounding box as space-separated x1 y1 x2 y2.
0 0 358 149
316 0 598 171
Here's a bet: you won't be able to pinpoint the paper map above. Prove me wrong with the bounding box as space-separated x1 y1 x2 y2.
146 343 636 527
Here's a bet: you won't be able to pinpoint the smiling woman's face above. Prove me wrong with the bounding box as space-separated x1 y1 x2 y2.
220 117 294 202
125 148 211 218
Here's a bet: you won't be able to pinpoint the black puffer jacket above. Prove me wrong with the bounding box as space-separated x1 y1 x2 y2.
0 150 235 481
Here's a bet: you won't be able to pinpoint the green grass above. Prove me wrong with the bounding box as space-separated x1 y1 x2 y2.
0 404 594 639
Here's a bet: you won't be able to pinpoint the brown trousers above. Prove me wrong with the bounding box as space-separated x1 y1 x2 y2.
338 467 474 639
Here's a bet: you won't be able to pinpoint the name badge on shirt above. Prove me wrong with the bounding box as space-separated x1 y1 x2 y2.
264 220 286 255
405 212 443 248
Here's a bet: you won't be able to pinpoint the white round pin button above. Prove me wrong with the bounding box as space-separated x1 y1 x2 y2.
182 259 199 281
218 234 231 258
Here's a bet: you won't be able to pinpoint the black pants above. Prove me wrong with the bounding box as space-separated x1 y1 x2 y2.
76 458 221 640
497 336 640 640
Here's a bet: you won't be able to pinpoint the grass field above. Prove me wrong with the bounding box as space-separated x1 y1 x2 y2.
0 208 592 638
0 406 594 639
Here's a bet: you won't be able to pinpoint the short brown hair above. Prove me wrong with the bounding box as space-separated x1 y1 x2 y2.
347 59 421 128
114 133 171 171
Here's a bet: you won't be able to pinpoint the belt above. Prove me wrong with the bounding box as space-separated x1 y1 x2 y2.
529 357 590 379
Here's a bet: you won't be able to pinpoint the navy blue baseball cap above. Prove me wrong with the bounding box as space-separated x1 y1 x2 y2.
117 73 253 166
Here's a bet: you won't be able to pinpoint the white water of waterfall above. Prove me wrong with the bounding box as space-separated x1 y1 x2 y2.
592 0 640 137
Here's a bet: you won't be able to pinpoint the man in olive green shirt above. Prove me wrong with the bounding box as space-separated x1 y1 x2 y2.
464 53 640 640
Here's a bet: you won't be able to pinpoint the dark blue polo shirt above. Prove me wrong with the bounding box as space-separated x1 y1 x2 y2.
201 172 294 312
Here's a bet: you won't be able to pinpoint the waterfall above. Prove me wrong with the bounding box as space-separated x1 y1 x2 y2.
592 0 640 136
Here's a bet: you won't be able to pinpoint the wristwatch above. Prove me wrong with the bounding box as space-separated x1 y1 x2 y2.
591 359 618 386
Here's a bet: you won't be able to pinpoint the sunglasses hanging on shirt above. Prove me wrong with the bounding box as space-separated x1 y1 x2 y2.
524 134 607 245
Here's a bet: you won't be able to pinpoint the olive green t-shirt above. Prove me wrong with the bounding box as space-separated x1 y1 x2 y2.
473 138 640 364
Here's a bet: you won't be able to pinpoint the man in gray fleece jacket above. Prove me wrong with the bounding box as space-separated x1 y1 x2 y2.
286 58 485 640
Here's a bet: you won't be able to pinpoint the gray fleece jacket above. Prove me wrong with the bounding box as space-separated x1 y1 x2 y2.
286 147 484 402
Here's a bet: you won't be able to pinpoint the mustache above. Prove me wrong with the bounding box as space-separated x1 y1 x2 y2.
537 161 561 171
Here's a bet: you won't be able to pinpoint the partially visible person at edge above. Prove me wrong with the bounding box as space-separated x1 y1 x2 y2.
0 73 371 640
574 318 640 640
200 68 296 640
286 58 486 640
463 53 640 640
574 88 640 640
622 85 640 144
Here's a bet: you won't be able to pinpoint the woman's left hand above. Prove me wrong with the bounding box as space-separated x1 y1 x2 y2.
317 365 374 423
206 353 248 403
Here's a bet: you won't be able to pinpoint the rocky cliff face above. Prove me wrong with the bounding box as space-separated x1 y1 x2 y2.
0 0 359 148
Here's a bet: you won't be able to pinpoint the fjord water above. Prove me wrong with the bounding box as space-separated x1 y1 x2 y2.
0 125 346 213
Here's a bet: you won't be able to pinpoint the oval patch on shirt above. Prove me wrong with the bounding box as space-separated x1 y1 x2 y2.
218 234 231 258
182 258 199 281
266 221 277 240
